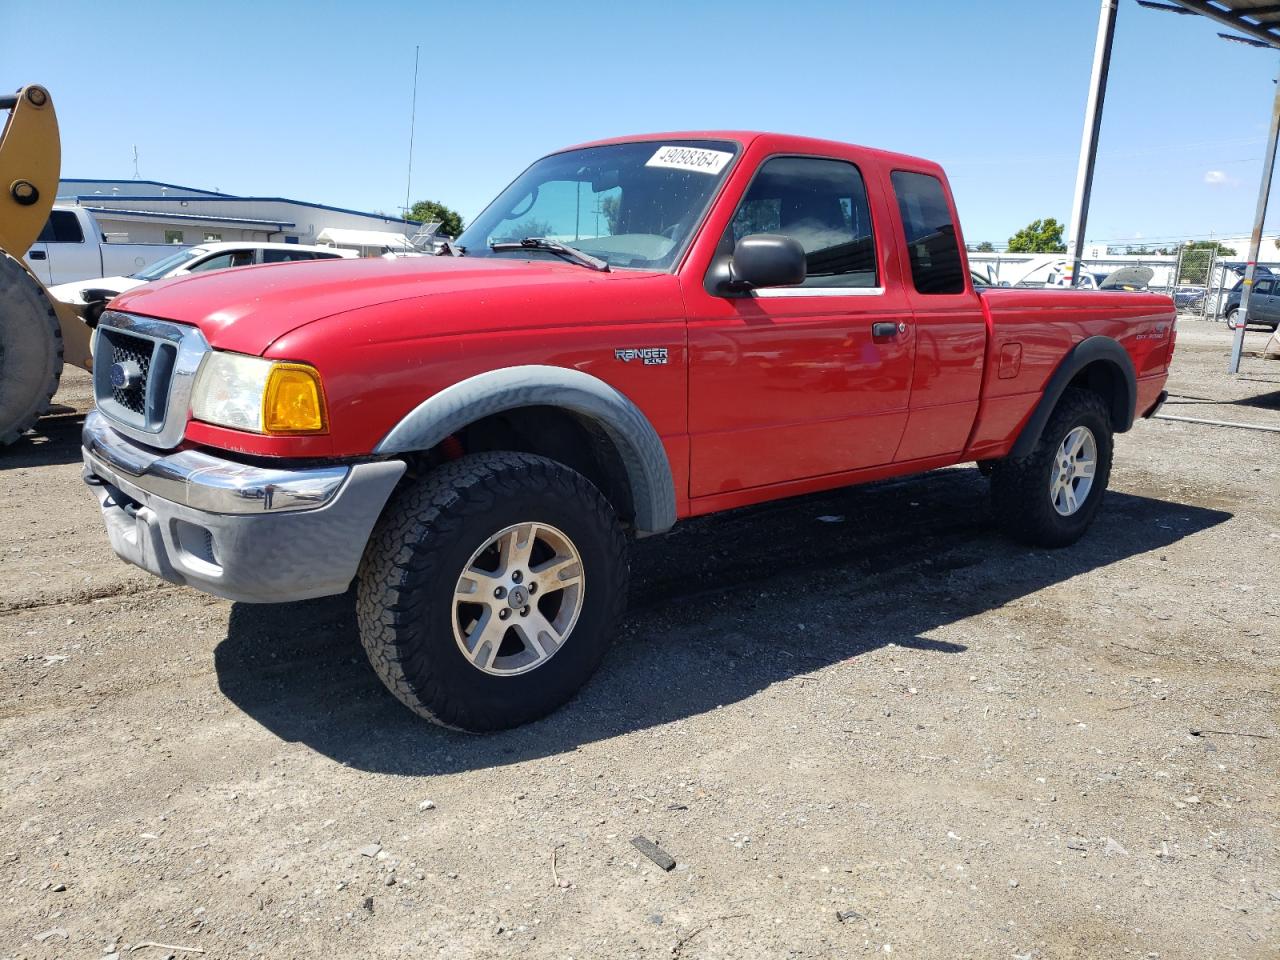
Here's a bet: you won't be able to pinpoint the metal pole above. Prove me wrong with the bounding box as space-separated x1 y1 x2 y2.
1203 247 1217 319
1066 0 1119 285
403 45 420 231
1172 244 1182 308
1213 260 1227 321
1230 59 1280 373
1173 245 1184 311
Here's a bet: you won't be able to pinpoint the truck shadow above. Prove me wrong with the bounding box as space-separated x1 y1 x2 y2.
214 467 1230 776
0 408 86 469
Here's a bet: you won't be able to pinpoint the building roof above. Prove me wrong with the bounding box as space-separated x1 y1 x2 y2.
59 178 234 198
84 206 295 230
66 182 420 226
315 227 415 249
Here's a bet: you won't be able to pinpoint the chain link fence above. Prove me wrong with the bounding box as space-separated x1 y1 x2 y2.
967 248 1280 322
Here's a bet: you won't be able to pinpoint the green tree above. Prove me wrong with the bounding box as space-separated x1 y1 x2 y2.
500 218 556 241
409 200 464 238
973 240 995 252
1006 218 1067 253
599 195 621 235
1178 240 1236 284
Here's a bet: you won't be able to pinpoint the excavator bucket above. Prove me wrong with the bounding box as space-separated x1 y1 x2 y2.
0 86 61 255
0 84 93 447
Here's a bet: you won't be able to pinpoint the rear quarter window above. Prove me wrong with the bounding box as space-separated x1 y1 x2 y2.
37 210 86 243
891 171 964 295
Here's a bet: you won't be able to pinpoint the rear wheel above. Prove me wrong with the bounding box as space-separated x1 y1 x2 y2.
990 388 1114 548
0 252 63 447
356 452 629 731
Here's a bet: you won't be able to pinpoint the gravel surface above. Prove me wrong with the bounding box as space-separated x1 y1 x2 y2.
2 321 1277 959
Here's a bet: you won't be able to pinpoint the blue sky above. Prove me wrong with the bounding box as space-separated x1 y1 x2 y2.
5 0 1279 247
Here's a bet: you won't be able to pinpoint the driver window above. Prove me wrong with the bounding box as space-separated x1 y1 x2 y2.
189 253 234 272
722 156 878 288
189 250 254 272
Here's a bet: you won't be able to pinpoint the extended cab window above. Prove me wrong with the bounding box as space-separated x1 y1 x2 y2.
723 157 877 288
37 210 86 243
891 171 965 295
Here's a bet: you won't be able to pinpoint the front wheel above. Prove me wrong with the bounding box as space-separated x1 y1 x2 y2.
990 388 1114 548
356 452 629 731
1225 307 1242 330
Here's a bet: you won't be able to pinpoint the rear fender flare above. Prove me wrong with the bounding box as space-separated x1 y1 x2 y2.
374 365 677 535
1009 336 1136 459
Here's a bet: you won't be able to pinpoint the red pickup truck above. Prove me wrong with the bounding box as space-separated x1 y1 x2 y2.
82 132 1174 730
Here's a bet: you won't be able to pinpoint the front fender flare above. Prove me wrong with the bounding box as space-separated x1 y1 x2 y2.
374 365 677 535
1009 335 1137 459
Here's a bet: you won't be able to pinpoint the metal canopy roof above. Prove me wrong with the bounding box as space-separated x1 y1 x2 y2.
1164 1 1280 48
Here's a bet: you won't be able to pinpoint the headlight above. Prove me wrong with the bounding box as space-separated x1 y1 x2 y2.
191 352 328 435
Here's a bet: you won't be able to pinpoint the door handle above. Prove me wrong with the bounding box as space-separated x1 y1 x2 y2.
29 250 46 260
871 321 900 338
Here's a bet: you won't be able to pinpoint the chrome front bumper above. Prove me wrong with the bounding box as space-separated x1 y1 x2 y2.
82 412 406 603
83 410 350 514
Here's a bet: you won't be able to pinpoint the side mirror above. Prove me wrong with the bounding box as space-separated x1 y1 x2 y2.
731 234 806 289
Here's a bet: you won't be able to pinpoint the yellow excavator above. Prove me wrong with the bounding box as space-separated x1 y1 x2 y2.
0 84 94 447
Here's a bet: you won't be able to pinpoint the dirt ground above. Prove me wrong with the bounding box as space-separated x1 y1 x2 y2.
2 320 1277 960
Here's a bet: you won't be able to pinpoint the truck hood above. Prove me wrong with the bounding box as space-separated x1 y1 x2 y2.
108 255 656 355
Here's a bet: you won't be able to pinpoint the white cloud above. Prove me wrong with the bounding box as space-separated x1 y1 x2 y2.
1204 170 1237 185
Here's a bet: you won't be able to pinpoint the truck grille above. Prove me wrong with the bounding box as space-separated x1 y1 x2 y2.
107 333 152 415
93 311 209 450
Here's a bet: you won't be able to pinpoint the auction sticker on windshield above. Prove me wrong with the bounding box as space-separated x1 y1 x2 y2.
646 145 733 175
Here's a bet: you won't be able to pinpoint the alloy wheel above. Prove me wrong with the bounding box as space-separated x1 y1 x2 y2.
452 522 585 676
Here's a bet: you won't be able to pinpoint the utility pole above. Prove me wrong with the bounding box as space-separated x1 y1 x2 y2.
1230 59 1280 372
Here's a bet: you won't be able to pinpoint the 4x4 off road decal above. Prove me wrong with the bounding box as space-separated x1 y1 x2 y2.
614 347 668 365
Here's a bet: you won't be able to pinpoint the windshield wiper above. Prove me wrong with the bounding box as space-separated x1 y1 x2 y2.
489 237 610 272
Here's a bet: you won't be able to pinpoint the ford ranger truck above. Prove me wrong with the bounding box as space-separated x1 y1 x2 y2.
82 132 1174 731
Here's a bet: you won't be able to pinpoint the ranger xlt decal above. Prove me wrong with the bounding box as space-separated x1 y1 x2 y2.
614 347 668 365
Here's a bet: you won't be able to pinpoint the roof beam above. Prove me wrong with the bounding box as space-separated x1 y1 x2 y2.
1168 0 1280 48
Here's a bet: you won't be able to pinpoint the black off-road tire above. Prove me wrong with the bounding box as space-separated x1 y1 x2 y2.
356 452 629 731
0 253 64 447
990 388 1114 548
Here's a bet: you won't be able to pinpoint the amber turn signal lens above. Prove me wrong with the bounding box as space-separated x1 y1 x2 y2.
262 363 327 434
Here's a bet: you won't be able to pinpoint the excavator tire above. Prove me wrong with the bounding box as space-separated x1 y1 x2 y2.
0 250 63 447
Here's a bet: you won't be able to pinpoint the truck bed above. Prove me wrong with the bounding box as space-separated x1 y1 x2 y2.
967 287 1175 460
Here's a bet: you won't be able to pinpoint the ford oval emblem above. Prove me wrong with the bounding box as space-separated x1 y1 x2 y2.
109 360 141 390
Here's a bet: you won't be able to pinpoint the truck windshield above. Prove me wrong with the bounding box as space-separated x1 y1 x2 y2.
130 247 205 281
456 139 739 271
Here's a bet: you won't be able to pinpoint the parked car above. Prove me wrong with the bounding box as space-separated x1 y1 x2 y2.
1172 285 1206 309
48 241 356 325
1223 278 1280 330
24 206 187 286
82 132 1174 731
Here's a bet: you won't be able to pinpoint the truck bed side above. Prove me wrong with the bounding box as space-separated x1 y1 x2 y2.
965 288 1175 461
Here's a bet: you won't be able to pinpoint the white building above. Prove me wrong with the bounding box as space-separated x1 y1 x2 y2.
57 178 420 248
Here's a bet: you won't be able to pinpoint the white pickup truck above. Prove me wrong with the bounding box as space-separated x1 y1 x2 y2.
23 206 192 286
48 240 357 324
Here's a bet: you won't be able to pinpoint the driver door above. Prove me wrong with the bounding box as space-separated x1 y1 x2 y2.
683 155 915 499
